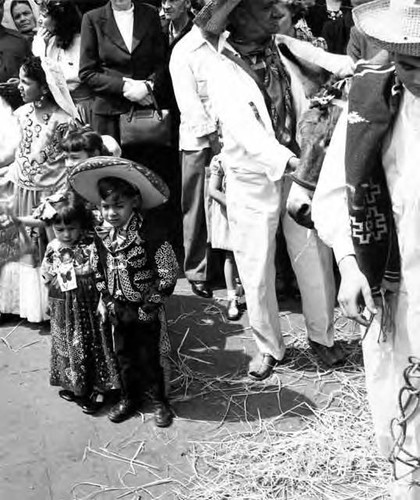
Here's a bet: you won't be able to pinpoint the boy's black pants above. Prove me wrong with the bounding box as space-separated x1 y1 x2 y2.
113 300 166 404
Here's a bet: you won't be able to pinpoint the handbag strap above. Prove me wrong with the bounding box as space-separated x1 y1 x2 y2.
144 81 163 120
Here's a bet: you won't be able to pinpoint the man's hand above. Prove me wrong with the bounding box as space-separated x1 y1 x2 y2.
285 156 300 175
122 79 152 104
338 255 377 326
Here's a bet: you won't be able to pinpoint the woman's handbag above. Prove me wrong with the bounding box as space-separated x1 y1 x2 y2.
119 83 172 148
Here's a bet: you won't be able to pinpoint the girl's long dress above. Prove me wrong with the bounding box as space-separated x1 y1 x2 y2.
42 239 120 395
0 102 70 322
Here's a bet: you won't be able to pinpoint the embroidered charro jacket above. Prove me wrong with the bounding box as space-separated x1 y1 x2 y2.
91 213 178 321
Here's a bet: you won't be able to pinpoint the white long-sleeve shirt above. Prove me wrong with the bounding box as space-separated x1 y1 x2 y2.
169 25 220 151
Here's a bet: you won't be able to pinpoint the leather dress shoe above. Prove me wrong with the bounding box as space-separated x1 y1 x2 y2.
248 353 281 381
153 401 174 428
190 281 213 299
108 399 137 423
308 340 346 367
81 393 105 415
59 390 77 402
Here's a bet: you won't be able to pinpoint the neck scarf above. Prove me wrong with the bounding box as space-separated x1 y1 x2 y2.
229 36 299 154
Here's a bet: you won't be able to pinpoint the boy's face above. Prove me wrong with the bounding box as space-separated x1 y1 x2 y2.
395 53 420 98
100 195 136 228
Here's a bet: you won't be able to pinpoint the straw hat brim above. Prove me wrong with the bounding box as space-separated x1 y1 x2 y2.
353 0 420 56
68 156 169 209
194 0 242 34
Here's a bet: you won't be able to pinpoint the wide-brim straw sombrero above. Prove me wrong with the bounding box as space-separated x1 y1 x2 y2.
68 156 169 209
353 0 420 57
194 0 242 34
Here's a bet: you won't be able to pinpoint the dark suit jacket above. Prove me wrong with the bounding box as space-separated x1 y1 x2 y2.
79 0 166 116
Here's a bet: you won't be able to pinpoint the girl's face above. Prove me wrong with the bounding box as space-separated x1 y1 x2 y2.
100 195 136 228
12 3 37 35
39 10 55 33
18 67 45 103
65 150 93 170
53 221 81 246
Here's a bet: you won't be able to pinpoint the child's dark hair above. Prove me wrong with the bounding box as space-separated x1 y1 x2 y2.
98 177 142 206
21 56 49 92
61 125 109 156
49 190 94 230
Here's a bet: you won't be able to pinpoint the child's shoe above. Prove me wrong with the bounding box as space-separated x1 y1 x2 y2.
81 392 105 415
108 398 137 423
153 401 174 428
59 389 77 402
227 297 240 321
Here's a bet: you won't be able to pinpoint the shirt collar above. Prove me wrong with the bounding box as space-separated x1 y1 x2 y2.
187 25 229 52
112 4 134 15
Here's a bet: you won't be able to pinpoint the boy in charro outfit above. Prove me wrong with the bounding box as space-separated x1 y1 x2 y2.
69 156 179 427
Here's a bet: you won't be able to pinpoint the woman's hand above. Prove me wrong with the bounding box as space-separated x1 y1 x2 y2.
338 255 377 326
38 26 54 45
122 79 153 105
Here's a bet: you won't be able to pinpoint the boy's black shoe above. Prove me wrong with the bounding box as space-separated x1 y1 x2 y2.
108 399 137 423
153 401 174 428
81 392 105 415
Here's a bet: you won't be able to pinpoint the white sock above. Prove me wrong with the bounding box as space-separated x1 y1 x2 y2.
227 289 236 300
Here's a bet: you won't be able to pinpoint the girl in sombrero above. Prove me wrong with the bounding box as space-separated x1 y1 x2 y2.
69 156 179 427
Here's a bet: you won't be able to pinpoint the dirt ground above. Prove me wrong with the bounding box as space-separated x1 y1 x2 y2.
0 278 391 500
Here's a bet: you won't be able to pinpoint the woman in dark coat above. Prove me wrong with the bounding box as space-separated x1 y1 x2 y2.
79 0 167 144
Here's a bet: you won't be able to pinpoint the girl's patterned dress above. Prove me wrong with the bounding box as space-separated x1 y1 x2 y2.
0 102 70 322
41 237 119 396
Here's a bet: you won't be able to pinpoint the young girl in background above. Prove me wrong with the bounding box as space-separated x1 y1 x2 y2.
208 156 242 321
41 190 119 414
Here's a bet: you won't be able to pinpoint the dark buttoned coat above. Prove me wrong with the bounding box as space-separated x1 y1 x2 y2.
79 0 166 117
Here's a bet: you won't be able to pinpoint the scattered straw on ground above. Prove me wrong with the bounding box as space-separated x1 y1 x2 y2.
170 307 391 499
72 304 392 500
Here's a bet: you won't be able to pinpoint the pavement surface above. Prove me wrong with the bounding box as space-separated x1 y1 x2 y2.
0 277 366 500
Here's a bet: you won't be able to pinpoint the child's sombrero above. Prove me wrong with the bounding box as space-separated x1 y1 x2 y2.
68 156 169 209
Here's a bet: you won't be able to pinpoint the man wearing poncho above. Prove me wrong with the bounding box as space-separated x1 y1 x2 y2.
312 1 420 498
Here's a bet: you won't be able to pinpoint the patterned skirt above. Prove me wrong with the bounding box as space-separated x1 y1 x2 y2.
49 274 120 396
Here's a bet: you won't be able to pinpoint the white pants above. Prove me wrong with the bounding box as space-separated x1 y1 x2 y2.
364 291 420 500
226 170 335 360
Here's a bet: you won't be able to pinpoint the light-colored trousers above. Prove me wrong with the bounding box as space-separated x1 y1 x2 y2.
226 170 335 360
364 291 420 500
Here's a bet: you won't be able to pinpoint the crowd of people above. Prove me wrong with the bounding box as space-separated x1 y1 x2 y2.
0 0 418 498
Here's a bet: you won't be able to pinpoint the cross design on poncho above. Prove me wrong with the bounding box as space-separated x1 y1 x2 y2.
350 183 388 245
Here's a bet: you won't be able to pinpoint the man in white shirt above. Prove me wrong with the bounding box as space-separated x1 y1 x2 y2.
170 22 224 298
312 2 420 497
194 0 354 379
